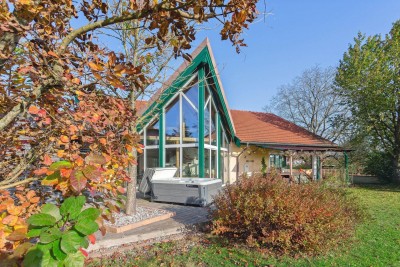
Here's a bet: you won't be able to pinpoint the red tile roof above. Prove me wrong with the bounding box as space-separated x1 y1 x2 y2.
230 110 336 147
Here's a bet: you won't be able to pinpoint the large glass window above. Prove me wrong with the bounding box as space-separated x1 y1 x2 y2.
145 119 159 146
165 147 180 176
182 97 198 143
140 74 229 181
182 147 199 177
211 149 217 178
165 97 180 145
210 103 217 146
204 148 210 178
146 149 159 168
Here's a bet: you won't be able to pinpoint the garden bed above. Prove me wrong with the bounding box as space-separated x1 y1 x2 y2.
104 206 175 233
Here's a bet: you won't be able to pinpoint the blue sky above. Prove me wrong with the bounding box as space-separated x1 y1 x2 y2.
187 0 400 111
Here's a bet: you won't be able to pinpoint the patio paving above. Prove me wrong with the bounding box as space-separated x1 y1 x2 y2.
88 195 210 252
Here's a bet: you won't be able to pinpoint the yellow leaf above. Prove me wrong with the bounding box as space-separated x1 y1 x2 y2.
57 150 64 157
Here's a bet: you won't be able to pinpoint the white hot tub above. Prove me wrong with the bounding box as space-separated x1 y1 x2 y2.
151 177 222 206
138 168 222 206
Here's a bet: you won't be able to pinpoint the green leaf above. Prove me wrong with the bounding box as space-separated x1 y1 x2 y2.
40 249 59 267
63 251 85 267
60 196 86 220
60 230 84 254
41 203 62 222
52 239 67 261
40 227 62 244
49 160 73 171
74 219 99 235
42 171 61 186
27 227 45 238
27 213 56 226
23 247 42 267
77 208 100 222
80 236 89 249
23 243 55 267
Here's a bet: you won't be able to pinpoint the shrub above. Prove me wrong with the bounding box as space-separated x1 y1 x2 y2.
364 151 395 182
211 173 362 255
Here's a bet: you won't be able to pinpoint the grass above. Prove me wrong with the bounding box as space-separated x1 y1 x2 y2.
88 184 400 267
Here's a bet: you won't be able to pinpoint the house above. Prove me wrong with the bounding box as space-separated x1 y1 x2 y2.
135 38 346 184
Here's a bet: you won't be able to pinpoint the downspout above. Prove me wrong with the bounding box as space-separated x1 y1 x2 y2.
236 143 249 181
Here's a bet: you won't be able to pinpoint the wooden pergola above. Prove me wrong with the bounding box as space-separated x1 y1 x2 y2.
251 143 351 182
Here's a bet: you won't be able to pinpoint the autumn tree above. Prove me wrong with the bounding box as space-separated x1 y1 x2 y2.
336 20 400 183
0 0 260 264
265 66 350 143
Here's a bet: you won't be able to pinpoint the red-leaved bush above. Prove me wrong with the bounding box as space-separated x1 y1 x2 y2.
211 173 362 255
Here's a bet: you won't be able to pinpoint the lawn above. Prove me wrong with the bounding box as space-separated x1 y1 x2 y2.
88 184 400 267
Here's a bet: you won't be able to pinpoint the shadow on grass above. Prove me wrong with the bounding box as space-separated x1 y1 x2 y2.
351 183 400 192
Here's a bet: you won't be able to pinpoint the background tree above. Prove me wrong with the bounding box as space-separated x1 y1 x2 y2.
0 0 260 263
265 66 350 143
336 20 400 183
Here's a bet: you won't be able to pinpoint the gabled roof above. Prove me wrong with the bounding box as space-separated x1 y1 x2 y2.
231 110 338 148
136 38 235 139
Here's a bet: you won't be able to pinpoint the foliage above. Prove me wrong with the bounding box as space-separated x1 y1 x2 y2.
260 157 267 177
336 20 400 183
88 185 400 267
363 151 395 181
0 0 260 261
211 173 362 255
265 66 350 143
1 196 100 266
0 188 40 256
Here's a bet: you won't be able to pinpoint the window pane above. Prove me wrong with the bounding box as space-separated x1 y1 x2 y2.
165 97 180 145
184 84 198 109
204 101 210 145
145 119 159 146
165 147 180 177
182 97 198 144
211 149 217 178
146 149 159 168
210 102 217 146
137 152 144 181
182 147 199 177
204 148 210 178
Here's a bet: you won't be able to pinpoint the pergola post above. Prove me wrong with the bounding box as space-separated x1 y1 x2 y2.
344 151 349 184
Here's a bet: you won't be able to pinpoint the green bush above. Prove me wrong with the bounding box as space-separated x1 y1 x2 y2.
23 196 100 267
211 173 362 256
364 151 395 182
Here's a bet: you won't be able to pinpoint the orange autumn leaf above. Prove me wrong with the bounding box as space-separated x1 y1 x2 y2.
3 215 18 226
43 154 53 166
7 206 22 216
99 138 107 145
60 168 72 178
57 150 64 157
47 51 59 58
88 62 104 71
88 234 96 244
34 167 48 175
30 197 40 204
26 190 36 200
28 105 39 115
60 135 69 143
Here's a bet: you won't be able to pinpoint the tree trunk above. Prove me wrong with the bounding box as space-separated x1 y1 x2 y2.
391 153 400 184
125 147 137 215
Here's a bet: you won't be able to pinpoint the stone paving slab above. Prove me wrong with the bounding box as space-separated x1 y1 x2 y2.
88 196 210 252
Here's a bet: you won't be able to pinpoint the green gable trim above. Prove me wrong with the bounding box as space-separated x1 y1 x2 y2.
137 48 208 133
198 66 205 177
137 45 236 144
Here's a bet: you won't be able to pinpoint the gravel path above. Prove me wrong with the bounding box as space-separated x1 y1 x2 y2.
104 206 170 227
